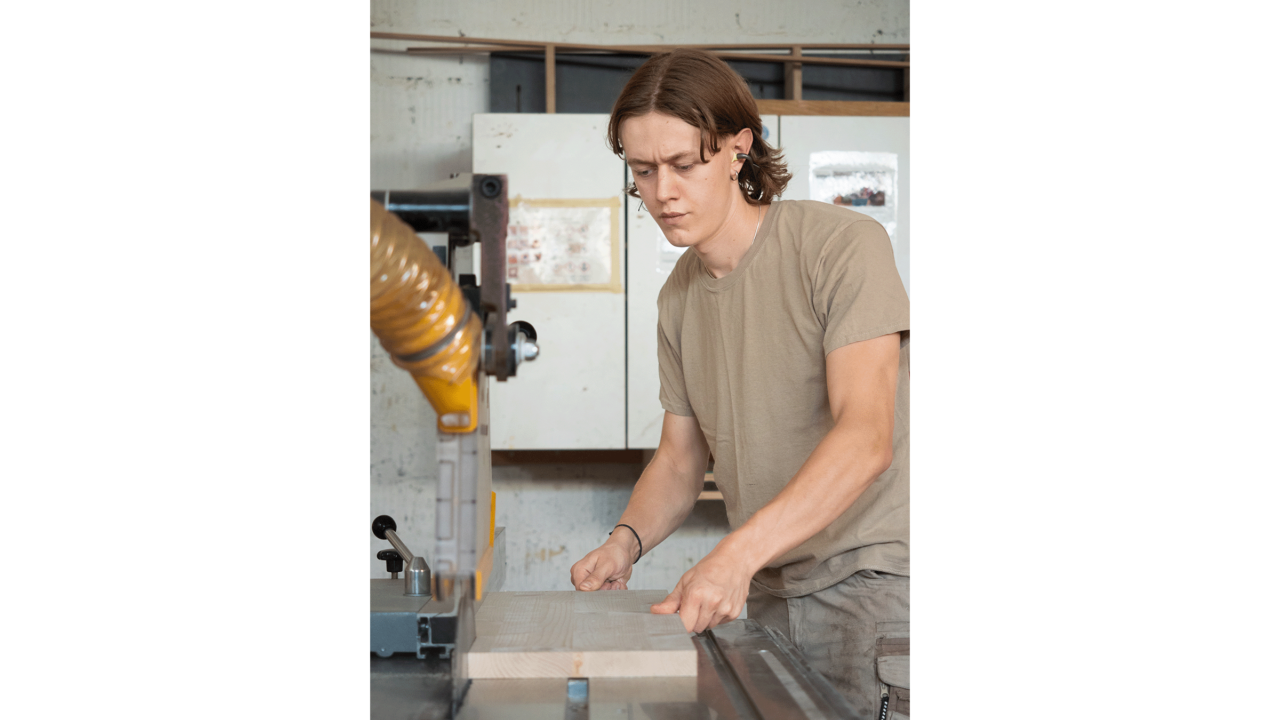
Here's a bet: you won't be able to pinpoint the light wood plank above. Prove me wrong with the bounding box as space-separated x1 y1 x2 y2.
376 32 909 51
545 44 556 114
785 46 803 101
374 33 907 69
403 44 541 54
755 100 910 116
468 590 696 678
700 472 723 501
904 67 911 103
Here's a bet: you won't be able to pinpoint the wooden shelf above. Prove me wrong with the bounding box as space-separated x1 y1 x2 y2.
755 100 909 116
698 472 722 501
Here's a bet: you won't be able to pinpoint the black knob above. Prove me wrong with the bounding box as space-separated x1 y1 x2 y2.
510 319 537 342
479 176 502 199
372 515 397 539
377 549 404 574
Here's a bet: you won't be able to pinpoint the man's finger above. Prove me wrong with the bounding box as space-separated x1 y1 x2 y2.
650 587 682 615
707 603 734 631
578 561 615 591
570 557 595 589
678 593 707 633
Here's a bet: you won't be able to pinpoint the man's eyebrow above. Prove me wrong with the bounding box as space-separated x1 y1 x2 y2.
626 151 698 166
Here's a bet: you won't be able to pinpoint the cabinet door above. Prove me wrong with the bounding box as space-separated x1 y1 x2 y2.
777 116 910 295
626 116 780 449
473 114 626 449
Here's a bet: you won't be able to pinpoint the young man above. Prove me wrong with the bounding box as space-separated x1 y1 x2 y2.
568 49 910 715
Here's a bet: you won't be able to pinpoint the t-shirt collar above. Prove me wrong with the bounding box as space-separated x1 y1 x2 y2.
698 202 781 293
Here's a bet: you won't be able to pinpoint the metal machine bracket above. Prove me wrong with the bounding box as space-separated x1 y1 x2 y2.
374 175 533 383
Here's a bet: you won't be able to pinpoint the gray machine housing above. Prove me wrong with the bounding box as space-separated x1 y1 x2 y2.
371 526 506 659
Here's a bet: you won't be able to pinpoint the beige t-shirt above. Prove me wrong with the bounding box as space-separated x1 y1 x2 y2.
657 199 910 598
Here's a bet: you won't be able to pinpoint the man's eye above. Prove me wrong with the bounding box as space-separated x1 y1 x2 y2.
636 169 653 177
677 165 693 171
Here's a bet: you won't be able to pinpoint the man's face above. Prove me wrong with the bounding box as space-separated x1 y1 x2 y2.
620 112 737 249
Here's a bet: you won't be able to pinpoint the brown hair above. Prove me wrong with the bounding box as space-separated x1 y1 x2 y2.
607 49 790 205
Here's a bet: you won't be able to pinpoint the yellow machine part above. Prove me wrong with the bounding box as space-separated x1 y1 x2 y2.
370 199 482 433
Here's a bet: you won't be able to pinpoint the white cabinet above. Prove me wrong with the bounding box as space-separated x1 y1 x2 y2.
624 190 667 449
625 116 780 449
473 114 627 449
776 116 911 295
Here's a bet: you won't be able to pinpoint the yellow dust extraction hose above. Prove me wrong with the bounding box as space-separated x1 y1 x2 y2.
370 199 481 433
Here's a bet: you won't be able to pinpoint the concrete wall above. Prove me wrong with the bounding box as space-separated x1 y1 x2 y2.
370 0 910 188
370 0 910 589
493 463 733 592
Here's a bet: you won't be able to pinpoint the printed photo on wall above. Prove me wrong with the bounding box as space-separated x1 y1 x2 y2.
809 151 899 245
503 197 623 292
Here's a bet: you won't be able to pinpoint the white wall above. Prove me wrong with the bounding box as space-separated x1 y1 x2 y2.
370 0 911 588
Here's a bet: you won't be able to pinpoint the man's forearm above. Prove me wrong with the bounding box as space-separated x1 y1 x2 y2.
607 446 705 560
719 420 893 574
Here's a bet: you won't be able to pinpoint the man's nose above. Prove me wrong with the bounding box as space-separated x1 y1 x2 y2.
655 166 677 202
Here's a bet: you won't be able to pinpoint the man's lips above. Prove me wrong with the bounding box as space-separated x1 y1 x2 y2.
659 212 686 222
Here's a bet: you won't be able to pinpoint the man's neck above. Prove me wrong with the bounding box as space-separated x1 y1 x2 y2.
692 199 768 279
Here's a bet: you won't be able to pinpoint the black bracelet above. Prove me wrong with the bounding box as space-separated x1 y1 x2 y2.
610 523 642 564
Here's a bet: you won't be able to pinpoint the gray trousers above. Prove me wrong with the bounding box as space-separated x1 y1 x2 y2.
747 570 910 718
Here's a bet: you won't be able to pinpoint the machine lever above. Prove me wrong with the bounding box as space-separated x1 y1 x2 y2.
372 515 415 562
373 515 431 597
377 549 404 579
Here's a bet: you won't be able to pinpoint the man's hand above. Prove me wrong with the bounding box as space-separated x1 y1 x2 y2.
570 413 709 593
570 542 634 591
650 544 756 633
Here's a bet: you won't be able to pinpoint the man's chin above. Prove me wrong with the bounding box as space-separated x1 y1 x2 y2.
660 230 699 250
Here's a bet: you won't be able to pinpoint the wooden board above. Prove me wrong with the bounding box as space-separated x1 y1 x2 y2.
756 99 909 116
467 590 696 678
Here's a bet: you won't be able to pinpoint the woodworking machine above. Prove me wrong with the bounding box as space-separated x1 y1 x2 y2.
370 175 530 714
369 178 864 719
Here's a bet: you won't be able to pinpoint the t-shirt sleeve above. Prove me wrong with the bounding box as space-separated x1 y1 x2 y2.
814 219 910 355
656 292 694 417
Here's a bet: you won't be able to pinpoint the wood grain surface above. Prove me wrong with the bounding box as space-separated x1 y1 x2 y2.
468 590 696 678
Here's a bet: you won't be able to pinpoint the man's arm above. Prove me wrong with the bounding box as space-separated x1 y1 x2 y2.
569 411 710 591
651 332 900 632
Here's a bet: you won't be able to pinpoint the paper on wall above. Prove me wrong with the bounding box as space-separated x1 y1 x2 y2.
506 198 621 291
809 151 898 244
